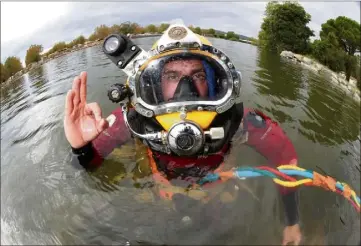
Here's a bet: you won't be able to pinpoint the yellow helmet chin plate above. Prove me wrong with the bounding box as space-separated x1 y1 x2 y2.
155 111 217 131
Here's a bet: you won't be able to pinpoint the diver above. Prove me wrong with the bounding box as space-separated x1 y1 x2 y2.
64 24 302 245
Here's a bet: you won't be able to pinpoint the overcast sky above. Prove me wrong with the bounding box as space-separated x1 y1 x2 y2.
1 2 360 63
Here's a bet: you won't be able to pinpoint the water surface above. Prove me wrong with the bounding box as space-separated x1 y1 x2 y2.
1 37 360 245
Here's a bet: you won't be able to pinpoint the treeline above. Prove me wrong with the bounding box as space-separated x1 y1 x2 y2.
1 21 254 84
258 1 361 88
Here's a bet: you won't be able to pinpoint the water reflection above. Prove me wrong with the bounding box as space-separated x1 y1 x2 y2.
252 49 304 123
28 66 47 91
299 77 360 145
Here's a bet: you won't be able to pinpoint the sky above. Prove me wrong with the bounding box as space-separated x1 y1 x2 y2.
1 1 360 64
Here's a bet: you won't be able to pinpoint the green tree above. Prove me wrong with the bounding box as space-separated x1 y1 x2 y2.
130 22 142 34
110 24 121 34
145 24 157 33
4 56 23 77
249 37 259 46
226 31 238 40
311 39 346 72
319 16 360 81
118 22 141 34
194 27 202 34
353 55 361 89
25 44 43 67
258 1 314 54
158 23 170 33
68 35 86 48
93 24 111 40
208 28 216 36
1 63 10 83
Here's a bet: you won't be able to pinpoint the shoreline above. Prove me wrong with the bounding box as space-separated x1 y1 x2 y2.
280 50 360 103
2 34 258 86
1 34 162 86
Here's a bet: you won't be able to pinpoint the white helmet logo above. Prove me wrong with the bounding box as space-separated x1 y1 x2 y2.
168 27 188 40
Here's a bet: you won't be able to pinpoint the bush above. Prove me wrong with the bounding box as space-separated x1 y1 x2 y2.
88 33 98 41
311 40 346 72
67 35 86 48
4 56 23 77
1 63 10 83
25 44 43 67
94 24 111 40
45 42 67 56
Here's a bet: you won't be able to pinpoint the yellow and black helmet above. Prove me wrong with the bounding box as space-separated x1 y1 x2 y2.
104 23 244 156
127 24 242 132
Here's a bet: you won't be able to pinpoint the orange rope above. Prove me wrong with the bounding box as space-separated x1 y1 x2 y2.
312 172 336 192
342 183 352 200
147 148 174 200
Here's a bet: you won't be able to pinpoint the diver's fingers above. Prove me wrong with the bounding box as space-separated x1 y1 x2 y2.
72 76 81 105
85 102 102 121
79 71 87 104
65 90 75 116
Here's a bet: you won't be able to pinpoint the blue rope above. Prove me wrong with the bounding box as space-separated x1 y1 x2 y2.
281 170 313 179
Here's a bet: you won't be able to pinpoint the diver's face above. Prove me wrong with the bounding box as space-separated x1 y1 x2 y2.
161 59 208 101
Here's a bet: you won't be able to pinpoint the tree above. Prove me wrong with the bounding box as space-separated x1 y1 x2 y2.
4 56 23 77
353 55 361 90
249 37 259 46
134 25 144 34
25 44 43 67
129 22 142 34
118 22 141 34
93 24 111 40
158 23 170 33
208 28 216 36
258 1 314 54
319 16 360 81
194 27 202 34
226 31 238 40
145 24 157 33
311 39 346 72
110 24 121 34
1 63 10 83
88 33 98 41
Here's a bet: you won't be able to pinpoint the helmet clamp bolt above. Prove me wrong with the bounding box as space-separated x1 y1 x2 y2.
180 112 187 120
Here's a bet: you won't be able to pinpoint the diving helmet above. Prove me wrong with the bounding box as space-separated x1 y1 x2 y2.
102 23 244 157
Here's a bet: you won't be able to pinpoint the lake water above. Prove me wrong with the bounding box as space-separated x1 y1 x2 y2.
1 37 360 245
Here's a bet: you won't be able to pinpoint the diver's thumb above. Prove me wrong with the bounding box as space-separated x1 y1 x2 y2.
97 118 109 133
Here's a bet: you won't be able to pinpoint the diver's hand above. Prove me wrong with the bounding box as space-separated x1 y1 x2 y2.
64 71 109 148
282 224 302 245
